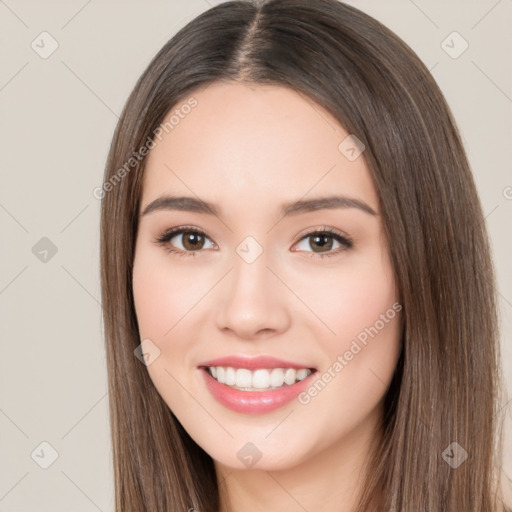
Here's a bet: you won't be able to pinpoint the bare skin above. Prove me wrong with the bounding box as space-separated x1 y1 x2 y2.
132 81 402 512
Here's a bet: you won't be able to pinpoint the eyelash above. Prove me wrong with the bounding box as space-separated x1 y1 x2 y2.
153 225 353 259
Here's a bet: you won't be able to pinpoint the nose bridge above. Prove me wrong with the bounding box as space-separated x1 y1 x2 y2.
214 236 290 337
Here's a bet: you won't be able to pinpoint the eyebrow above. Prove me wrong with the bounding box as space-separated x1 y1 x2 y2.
140 194 377 218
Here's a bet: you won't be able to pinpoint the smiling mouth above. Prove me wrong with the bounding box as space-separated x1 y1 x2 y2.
201 366 317 392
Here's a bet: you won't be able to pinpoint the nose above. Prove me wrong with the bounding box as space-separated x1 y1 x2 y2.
214 249 291 340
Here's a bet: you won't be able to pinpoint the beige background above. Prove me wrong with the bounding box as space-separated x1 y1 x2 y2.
0 0 511 510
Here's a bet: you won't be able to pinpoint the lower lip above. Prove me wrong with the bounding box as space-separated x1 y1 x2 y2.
200 368 316 414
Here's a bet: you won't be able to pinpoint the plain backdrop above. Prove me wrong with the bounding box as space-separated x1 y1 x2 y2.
0 1 511 510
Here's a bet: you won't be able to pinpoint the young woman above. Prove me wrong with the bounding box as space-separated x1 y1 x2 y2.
99 1 510 510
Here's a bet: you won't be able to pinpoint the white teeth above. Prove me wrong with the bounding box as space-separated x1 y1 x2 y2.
253 369 270 389
296 368 309 381
270 368 285 387
235 369 252 388
284 368 296 385
207 366 313 391
216 366 225 384
225 367 236 386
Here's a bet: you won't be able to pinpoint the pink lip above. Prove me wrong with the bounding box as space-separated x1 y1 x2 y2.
198 356 317 414
198 355 315 371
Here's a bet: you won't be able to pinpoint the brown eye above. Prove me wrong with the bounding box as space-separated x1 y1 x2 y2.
309 233 335 252
179 231 207 251
292 229 353 258
155 226 215 257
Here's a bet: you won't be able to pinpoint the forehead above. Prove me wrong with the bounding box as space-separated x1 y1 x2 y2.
141 81 378 214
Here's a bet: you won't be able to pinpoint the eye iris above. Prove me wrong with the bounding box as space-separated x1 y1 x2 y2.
182 231 205 250
310 234 333 252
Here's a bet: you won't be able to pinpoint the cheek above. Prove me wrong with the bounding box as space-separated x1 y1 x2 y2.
294 245 401 409
132 248 209 340
132 248 201 408
132 245 221 403
290 248 398 347
295 277 401 453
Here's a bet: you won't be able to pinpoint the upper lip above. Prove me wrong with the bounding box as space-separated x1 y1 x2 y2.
198 355 316 371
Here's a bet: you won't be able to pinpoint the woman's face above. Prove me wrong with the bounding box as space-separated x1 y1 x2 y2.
132 81 402 472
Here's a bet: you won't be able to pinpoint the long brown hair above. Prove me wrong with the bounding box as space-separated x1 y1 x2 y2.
99 1 510 510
